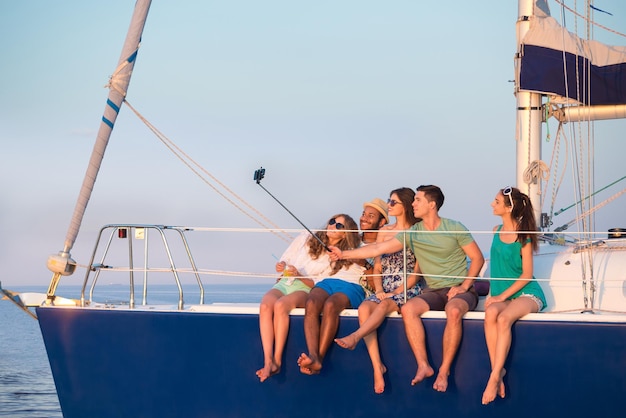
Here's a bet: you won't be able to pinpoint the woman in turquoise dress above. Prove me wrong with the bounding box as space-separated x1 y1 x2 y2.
482 186 547 405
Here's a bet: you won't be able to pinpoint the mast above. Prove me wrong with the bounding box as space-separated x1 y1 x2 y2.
516 0 626 229
46 0 153 301
515 0 544 225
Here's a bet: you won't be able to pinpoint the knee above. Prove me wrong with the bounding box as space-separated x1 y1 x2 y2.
323 300 343 317
496 312 515 330
259 299 274 314
274 299 290 316
357 304 369 321
484 306 498 323
446 306 464 322
401 301 423 318
400 303 412 317
305 298 321 315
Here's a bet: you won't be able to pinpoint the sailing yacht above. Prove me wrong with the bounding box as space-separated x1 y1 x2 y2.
5 1 625 417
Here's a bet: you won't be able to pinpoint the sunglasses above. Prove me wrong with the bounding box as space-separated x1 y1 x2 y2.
503 186 514 209
328 218 345 230
387 199 399 207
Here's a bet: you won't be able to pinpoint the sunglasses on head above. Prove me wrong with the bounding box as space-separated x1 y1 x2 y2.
387 198 399 207
503 186 514 209
329 218 345 230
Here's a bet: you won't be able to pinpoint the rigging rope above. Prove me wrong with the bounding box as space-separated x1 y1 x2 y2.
546 120 569 223
549 0 626 309
556 187 626 232
552 0 626 38
523 160 550 187
122 99 292 244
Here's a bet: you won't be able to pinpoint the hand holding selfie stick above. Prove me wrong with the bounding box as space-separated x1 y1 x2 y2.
254 167 330 251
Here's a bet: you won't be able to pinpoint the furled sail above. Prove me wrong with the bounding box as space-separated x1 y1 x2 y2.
519 13 626 105
46 0 152 301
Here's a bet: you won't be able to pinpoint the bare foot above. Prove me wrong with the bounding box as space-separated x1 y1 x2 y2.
481 369 506 404
481 377 499 404
297 353 321 375
432 370 449 392
410 364 435 386
498 369 507 398
334 333 360 350
373 364 387 394
256 362 280 383
297 353 311 368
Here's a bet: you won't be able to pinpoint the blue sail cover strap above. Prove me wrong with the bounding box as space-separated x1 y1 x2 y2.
102 99 120 128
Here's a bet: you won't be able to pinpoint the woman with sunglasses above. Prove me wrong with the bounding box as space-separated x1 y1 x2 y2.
257 214 362 382
334 187 423 394
482 186 547 405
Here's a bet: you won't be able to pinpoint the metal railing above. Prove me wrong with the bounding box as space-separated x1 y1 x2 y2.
80 224 204 310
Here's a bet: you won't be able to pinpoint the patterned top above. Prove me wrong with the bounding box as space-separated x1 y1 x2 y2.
364 247 423 307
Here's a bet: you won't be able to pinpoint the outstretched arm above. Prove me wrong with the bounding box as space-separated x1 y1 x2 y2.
328 237 404 261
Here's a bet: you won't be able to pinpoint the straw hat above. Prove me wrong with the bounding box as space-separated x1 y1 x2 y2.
363 198 389 223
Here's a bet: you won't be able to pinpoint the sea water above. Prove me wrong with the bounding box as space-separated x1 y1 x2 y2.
0 282 270 418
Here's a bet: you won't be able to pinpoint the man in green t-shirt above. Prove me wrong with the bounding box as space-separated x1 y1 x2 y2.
329 185 484 393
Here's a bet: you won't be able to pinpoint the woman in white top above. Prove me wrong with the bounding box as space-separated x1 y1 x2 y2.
256 213 361 382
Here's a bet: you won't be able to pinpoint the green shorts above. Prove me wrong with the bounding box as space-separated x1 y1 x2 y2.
272 277 313 295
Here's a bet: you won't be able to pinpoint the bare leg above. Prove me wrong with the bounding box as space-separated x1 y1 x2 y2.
482 301 508 399
401 297 434 385
256 289 282 382
360 300 398 393
335 300 378 350
363 331 387 394
482 297 538 404
433 297 469 392
261 291 307 382
298 287 328 375
315 293 351 372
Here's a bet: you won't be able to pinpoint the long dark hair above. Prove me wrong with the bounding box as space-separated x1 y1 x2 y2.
502 187 538 251
390 187 419 226
308 214 361 275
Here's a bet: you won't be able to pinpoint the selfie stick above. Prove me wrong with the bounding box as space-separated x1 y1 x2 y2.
254 167 330 251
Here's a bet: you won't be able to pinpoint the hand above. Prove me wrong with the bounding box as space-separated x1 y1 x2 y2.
446 285 467 299
275 261 287 273
484 295 506 308
328 245 342 261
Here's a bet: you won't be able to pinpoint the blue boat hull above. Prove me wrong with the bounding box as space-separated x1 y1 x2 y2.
37 307 626 418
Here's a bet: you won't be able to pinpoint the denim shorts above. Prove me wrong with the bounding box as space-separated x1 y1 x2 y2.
314 278 366 308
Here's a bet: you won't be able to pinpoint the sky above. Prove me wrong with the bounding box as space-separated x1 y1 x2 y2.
1 0 625 287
